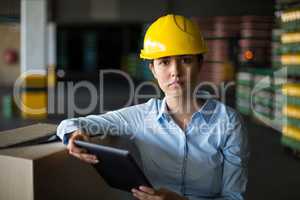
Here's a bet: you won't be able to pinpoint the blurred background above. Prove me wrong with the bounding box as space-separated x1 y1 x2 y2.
0 0 300 199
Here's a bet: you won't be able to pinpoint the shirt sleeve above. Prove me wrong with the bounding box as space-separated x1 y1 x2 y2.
56 108 137 145
217 112 250 200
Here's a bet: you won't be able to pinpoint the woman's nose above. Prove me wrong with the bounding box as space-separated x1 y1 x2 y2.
170 60 181 77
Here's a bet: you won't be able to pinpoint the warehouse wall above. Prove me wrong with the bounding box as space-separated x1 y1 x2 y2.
53 0 91 23
0 24 20 86
173 0 274 17
0 0 274 22
119 0 168 22
54 0 274 23
0 0 19 17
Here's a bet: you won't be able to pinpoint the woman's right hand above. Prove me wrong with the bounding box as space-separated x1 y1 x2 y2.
67 130 99 164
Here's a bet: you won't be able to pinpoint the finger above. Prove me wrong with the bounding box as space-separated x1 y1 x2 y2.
68 135 86 153
79 152 98 161
85 158 99 164
73 154 99 164
138 186 155 195
70 152 99 164
68 137 87 154
69 144 87 154
68 142 87 153
132 192 146 200
132 189 151 200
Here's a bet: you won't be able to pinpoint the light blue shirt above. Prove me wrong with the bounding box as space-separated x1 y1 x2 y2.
57 97 249 200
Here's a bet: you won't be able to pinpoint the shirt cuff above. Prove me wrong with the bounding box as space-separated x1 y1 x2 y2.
63 132 73 145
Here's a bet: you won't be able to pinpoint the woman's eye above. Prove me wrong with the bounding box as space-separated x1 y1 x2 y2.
182 57 192 64
159 60 170 65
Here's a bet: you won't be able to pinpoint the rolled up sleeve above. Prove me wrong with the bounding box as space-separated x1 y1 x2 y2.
56 109 135 145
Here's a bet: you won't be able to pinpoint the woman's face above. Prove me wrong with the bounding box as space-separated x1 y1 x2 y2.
149 55 202 98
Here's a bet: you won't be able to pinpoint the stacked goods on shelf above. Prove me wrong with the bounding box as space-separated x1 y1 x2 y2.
272 29 283 68
193 16 240 85
238 16 273 67
272 1 291 131
236 70 252 115
235 67 279 125
276 0 300 152
282 83 300 151
273 4 283 69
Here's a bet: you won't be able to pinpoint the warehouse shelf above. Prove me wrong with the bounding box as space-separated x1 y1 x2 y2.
274 0 300 154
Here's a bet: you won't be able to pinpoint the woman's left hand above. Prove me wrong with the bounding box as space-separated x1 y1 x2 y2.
131 186 188 200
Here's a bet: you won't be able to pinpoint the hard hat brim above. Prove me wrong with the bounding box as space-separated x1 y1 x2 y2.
140 48 208 60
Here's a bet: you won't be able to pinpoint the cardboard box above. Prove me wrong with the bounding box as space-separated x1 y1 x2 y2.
0 123 134 200
0 123 57 149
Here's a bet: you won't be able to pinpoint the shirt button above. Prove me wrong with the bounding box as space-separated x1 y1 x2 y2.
200 124 210 133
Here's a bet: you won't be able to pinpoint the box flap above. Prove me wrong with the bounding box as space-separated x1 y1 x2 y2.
0 142 66 160
0 123 57 148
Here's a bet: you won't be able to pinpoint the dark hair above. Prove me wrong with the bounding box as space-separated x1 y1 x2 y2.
197 54 204 62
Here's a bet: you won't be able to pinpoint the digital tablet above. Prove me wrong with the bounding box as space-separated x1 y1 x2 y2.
74 140 152 192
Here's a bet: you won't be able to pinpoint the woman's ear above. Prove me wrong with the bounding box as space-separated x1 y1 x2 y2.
148 63 157 79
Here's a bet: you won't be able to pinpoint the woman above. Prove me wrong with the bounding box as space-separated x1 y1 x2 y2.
57 14 249 200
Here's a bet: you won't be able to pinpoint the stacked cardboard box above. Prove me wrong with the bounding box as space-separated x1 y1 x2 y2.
194 16 239 85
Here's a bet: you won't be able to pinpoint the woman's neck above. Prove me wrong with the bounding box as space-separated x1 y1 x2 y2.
166 96 193 115
165 95 204 130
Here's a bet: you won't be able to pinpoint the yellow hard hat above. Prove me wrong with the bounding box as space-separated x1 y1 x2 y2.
140 14 208 60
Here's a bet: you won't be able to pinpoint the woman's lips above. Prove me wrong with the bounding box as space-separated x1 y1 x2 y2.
168 80 184 87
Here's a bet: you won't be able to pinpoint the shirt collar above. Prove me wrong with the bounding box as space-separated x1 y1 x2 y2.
193 91 218 123
156 90 218 123
198 98 218 124
157 97 170 122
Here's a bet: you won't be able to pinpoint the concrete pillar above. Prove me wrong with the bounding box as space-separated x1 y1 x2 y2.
20 0 47 119
47 22 56 115
47 22 56 87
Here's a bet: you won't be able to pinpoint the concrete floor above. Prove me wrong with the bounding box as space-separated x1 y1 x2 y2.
1 78 300 200
246 120 300 200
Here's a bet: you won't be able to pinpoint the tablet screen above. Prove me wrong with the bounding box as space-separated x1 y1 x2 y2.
74 140 152 192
